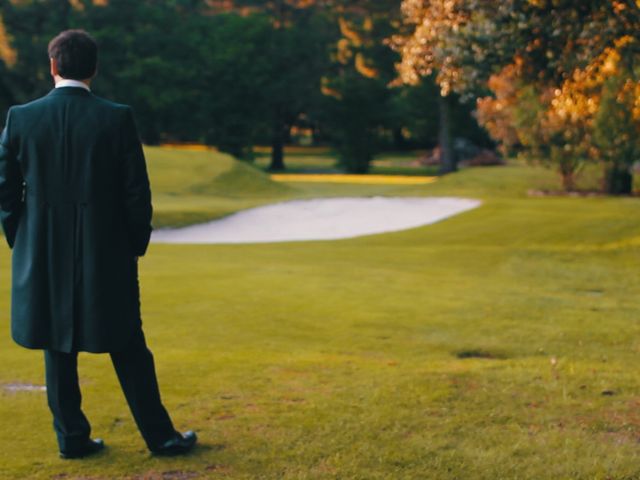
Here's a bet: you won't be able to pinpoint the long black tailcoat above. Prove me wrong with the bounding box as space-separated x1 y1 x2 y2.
0 87 153 353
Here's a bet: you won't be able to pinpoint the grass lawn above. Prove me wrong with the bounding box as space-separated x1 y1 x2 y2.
1 147 640 479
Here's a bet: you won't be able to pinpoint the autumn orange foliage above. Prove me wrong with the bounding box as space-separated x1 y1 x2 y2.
395 0 640 191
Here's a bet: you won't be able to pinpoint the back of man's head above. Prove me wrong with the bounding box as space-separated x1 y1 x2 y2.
48 29 97 80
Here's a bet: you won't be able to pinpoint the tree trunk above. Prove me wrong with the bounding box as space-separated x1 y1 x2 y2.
269 114 286 171
604 164 633 195
270 132 285 171
438 94 456 174
561 170 575 192
392 127 407 150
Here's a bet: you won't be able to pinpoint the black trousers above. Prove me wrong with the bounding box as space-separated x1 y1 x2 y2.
44 327 176 452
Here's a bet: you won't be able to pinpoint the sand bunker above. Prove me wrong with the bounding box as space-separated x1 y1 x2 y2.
151 197 481 244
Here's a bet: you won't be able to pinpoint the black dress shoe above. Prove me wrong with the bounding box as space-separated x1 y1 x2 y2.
59 438 105 459
150 431 197 456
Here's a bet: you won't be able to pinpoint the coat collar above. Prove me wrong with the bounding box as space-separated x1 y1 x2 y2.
47 87 93 97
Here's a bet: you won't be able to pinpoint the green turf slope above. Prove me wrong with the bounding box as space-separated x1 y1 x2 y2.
147 147 293 227
1 151 640 479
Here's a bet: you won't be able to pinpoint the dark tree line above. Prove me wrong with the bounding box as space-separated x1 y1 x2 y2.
0 0 490 172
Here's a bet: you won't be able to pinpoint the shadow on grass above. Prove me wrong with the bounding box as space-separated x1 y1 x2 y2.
454 349 509 360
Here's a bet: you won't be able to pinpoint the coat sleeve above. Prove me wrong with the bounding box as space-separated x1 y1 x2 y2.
120 106 153 257
0 108 24 249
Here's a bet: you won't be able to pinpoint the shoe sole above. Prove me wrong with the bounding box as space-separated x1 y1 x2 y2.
150 441 197 457
59 447 105 459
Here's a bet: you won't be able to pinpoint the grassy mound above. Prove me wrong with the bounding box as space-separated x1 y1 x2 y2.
146 147 292 227
2 150 640 478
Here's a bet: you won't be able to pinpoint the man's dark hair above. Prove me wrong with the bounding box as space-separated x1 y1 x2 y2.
48 30 97 80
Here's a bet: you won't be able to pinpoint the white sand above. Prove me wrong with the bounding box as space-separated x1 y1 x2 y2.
151 196 481 244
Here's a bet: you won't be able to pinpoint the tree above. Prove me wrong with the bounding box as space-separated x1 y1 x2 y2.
319 0 403 173
594 66 640 194
208 0 333 170
0 1 279 155
79 0 203 144
390 0 475 173
263 10 332 170
196 12 275 159
0 0 201 142
0 0 78 109
394 0 640 191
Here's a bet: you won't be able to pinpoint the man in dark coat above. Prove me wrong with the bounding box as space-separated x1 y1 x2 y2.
0 30 197 459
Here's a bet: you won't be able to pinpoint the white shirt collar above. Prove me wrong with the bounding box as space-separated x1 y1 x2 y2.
55 79 91 92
